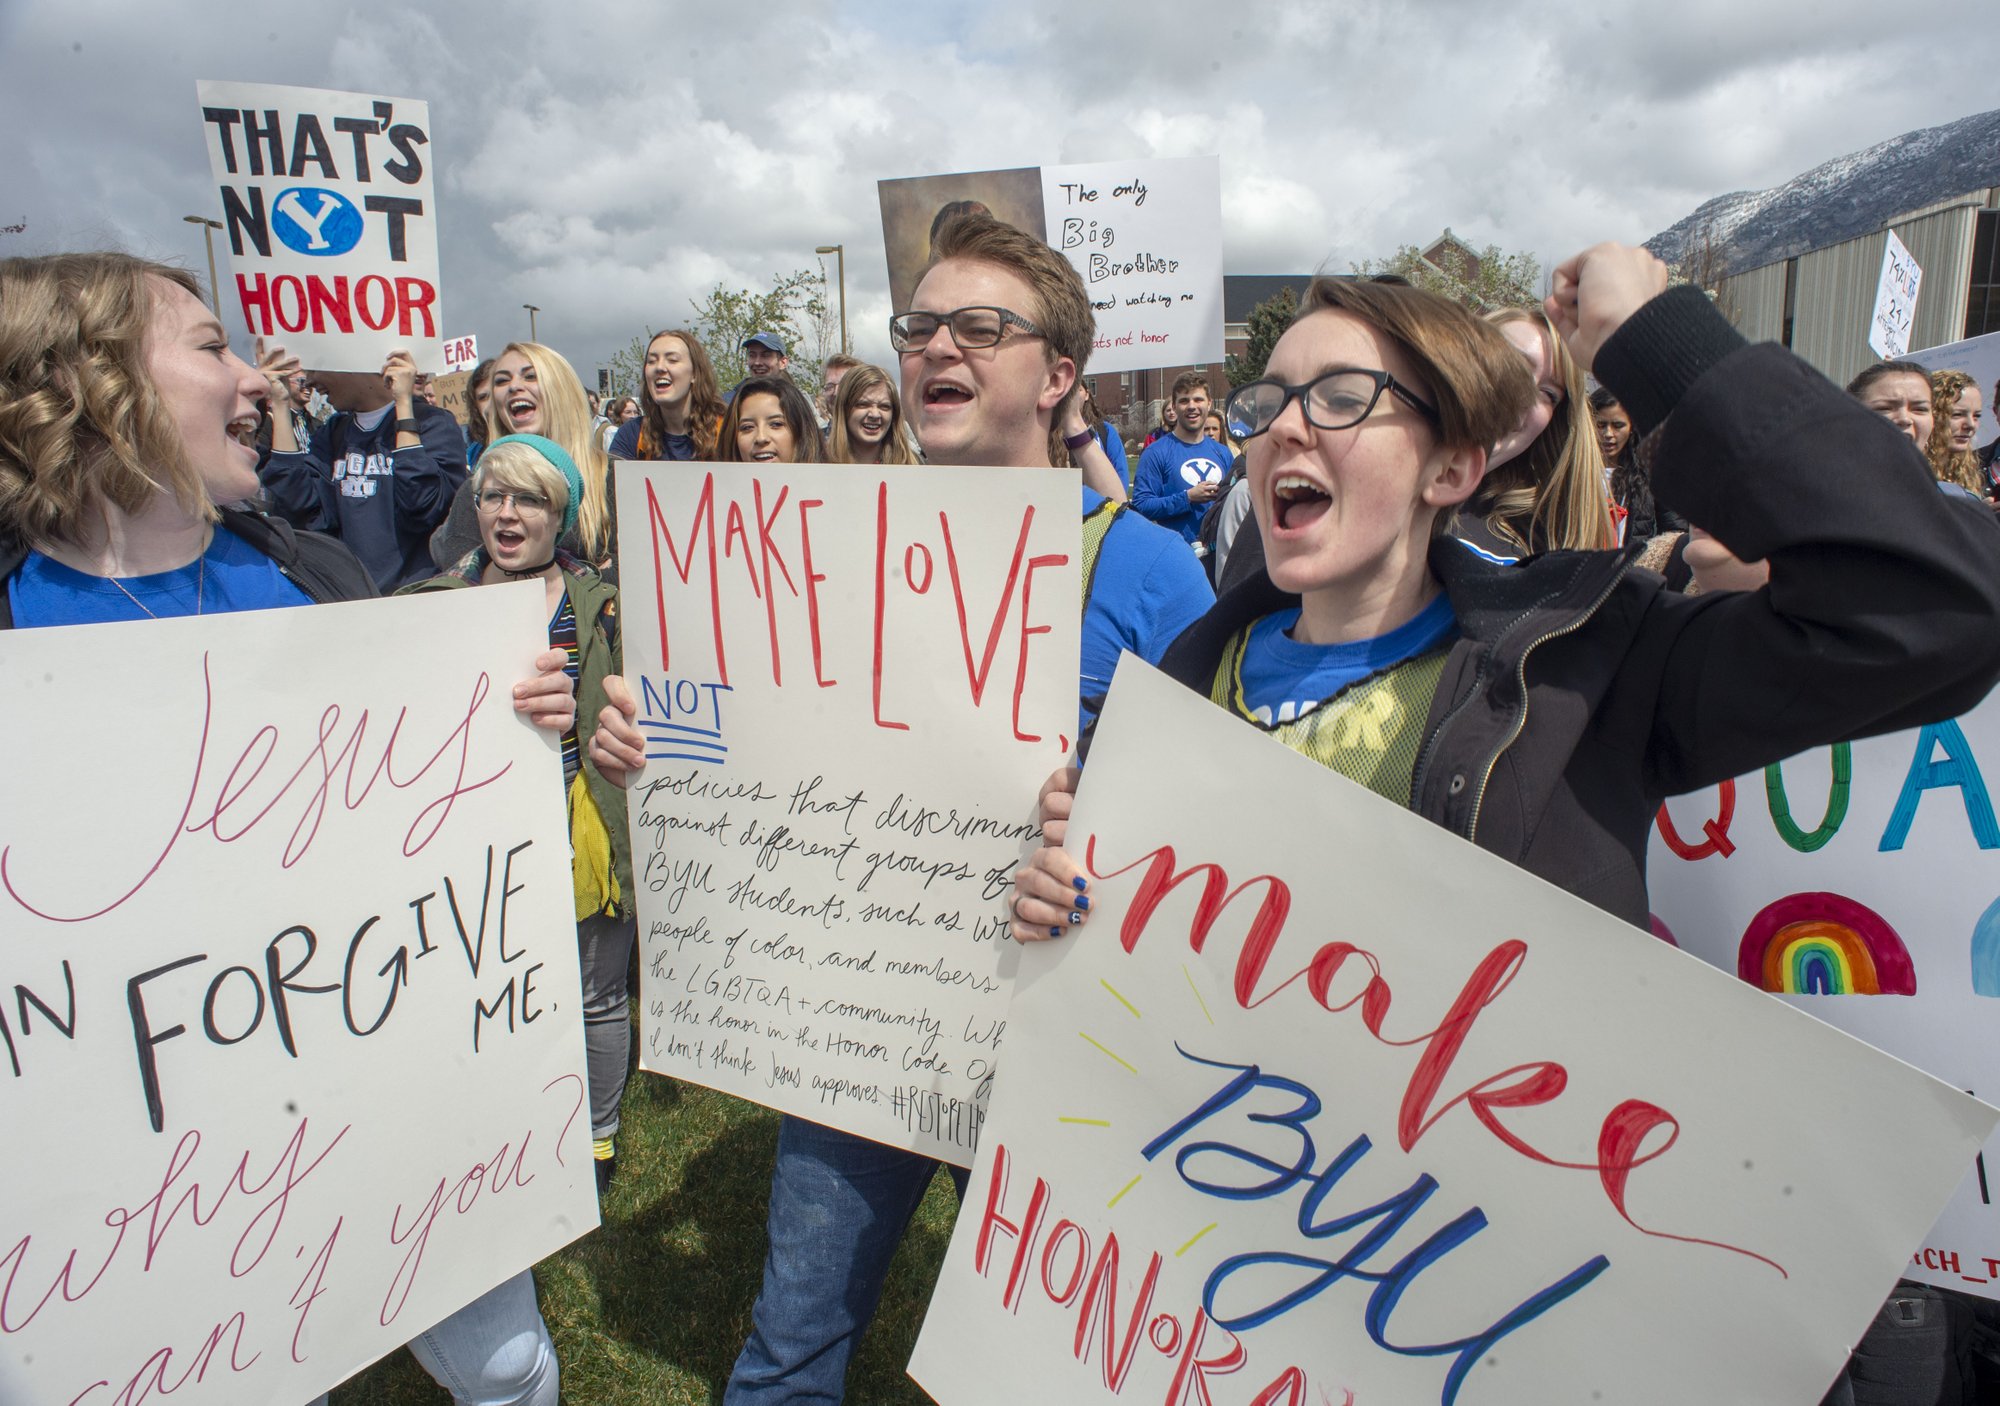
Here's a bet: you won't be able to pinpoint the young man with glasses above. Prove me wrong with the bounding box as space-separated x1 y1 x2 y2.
722 212 1212 1406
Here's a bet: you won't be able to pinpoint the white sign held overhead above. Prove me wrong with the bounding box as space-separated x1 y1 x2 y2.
1869 229 1923 360
0 587 596 1405
910 661 1997 1406
196 81 445 373
444 332 479 373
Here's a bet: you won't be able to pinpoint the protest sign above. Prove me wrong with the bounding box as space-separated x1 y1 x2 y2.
910 662 1996 1406
0 587 595 1405
1649 689 2000 1301
614 462 1078 1164
196 81 444 373
444 333 479 374
433 369 471 427
879 157 1223 377
1868 229 1923 360
1913 328 2000 451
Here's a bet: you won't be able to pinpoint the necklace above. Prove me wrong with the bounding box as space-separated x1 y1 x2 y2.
500 557 557 580
106 551 205 619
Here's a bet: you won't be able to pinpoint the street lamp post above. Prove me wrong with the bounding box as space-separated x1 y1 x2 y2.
814 244 848 357
182 215 223 317
523 304 540 341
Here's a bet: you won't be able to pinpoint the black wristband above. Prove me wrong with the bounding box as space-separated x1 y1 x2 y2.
394 417 421 435
1063 428 1096 451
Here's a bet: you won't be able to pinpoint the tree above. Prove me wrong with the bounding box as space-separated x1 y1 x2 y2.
1354 238 1543 312
1224 285 1298 387
605 331 651 403
690 265 832 399
1668 222 1735 321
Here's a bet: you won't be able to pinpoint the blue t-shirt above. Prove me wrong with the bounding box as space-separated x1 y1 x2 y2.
1079 487 1214 743
608 418 695 461
1132 434 1230 542
1239 592 1456 726
7 526 313 626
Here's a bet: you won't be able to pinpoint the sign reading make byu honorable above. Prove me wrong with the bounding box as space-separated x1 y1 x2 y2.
196 80 444 373
910 662 1995 1406
0 588 595 1406
614 462 1078 1165
877 156 1223 377
1650 686 2000 1302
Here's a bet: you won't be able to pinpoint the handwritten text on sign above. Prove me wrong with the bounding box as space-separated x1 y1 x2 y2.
1650 684 2000 1302
0 586 595 1405
614 462 1078 1164
196 80 445 373
910 662 1995 1406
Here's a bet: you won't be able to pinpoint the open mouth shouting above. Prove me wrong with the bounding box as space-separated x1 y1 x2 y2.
504 394 540 432
1270 474 1333 533
921 378 973 412
226 413 261 455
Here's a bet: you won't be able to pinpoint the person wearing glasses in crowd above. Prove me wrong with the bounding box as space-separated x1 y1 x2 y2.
825 362 918 465
610 328 726 463
697 212 1212 1406
403 433 636 1197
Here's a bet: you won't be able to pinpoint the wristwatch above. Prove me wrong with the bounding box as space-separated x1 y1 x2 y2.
1062 427 1096 451
394 417 422 435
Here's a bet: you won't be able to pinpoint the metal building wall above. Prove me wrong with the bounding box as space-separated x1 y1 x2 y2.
1719 263 1785 342
1788 203 1979 386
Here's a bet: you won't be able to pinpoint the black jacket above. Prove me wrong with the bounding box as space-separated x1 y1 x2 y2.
1160 288 2000 927
0 507 377 628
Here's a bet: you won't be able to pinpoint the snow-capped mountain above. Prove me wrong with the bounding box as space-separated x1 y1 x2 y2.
1646 108 2000 278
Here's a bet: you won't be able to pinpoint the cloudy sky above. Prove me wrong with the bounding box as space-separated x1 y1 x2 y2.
3 0 1991 380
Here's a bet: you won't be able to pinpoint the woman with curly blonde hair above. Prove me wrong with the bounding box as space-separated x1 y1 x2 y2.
1456 305 1617 559
1927 369 1987 496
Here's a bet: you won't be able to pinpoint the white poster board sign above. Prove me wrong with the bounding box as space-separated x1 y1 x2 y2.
444 332 479 374
1914 328 2000 451
911 662 1996 1406
0 588 595 1405
1650 688 2000 1300
613 462 1078 1165
1869 229 1923 360
196 81 445 373
878 157 1223 377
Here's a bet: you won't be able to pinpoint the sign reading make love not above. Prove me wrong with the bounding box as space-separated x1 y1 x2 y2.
196 80 444 373
1650 688 2000 1302
0 588 595 1406
614 461 1077 1164
878 157 1223 377
910 663 1996 1406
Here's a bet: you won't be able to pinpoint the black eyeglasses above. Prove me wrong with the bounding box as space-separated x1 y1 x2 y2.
1224 368 1440 441
888 306 1045 353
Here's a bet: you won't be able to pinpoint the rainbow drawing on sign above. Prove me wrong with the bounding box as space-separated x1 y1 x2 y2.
1737 891 1917 995
1970 895 2000 997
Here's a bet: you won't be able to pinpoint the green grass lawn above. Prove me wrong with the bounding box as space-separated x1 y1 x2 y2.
333 1060 960 1404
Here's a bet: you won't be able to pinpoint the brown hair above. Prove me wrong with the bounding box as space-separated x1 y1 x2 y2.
1470 307 1617 552
0 252 215 546
826 363 918 465
636 329 724 461
925 212 1093 428
1170 370 1211 400
720 375 826 464
1927 369 1985 494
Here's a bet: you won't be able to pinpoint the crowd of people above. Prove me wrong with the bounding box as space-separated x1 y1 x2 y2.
5 206 2000 1406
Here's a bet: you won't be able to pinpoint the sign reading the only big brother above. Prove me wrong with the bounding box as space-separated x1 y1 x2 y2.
196 81 444 373
614 462 1077 1165
1650 687 2000 1302
0 588 596 1405
878 156 1223 377
910 663 1996 1406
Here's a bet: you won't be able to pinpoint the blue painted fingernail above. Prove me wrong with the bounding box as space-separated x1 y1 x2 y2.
1072 876 1089 891
1068 911 1083 925
1050 926 1063 939
1076 894 1091 910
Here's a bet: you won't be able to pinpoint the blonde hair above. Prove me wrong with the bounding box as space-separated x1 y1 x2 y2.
474 440 570 513
0 253 216 545
826 363 918 465
494 341 611 560
1927 369 1984 494
1470 308 1617 553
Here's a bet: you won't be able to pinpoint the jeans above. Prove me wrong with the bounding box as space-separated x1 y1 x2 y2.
304 1269 558 1406
724 1117 968 1405
578 912 637 1138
